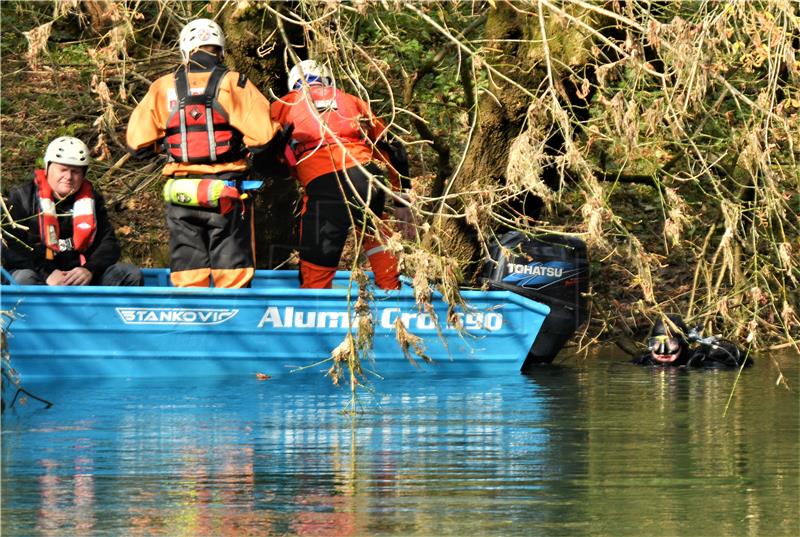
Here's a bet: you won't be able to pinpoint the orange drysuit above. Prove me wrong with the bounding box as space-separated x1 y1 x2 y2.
271 84 402 289
127 55 280 288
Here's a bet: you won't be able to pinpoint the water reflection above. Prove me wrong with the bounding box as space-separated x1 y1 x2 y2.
2 351 798 536
35 457 96 536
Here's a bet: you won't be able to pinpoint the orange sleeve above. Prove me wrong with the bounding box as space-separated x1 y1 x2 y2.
126 75 170 152
354 97 401 189
354 96 388 143
270 92 296 127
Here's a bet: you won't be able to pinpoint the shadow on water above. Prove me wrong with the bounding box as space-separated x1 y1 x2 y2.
2 349 798 536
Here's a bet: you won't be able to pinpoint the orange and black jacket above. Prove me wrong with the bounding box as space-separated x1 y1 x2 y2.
126 55 280 176
2 179 120 276
271 85 408 190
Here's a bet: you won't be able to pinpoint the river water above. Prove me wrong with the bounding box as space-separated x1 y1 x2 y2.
2 349 798 536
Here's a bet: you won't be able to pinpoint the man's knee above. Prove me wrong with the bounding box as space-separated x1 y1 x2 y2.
98 263 144 286
9 269 45 285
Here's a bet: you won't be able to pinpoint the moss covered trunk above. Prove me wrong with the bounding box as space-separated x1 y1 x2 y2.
216 4 305 268
430 3 584 281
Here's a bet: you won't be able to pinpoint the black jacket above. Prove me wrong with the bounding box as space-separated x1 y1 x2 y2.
2 177 121 277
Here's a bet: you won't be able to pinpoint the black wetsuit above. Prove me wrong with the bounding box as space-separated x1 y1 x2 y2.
633 342 751 368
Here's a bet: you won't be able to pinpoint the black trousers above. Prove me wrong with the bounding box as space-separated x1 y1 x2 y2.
300 163 386 268
9 263 143 286
165 200 254 287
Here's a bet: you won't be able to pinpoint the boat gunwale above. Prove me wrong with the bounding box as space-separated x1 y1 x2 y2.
1 270 551 317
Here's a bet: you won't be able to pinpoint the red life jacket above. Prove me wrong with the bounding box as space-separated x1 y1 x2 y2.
34 169 97 256
286 86 365 162
163 65 244 164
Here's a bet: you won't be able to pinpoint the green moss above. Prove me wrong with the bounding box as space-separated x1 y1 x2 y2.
50 42 93 66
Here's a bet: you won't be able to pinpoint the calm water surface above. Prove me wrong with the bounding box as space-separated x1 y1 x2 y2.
2 349 798 536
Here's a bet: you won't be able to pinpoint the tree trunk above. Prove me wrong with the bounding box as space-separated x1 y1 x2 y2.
429 4 547 279
430 3 593 282
217 4 306 268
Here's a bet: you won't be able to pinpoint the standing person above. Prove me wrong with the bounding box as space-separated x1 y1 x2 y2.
126 18 281 288
271 59 411 289
2 136 143 286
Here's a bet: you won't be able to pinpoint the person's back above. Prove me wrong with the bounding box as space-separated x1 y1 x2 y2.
684 335 751 368
126 18 280 288
126 49 274 178
272 82 384 187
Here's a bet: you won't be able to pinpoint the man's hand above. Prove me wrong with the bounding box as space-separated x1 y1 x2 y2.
251 124 295 179
46 270 68 286
61 267 93 286
393 203 417 241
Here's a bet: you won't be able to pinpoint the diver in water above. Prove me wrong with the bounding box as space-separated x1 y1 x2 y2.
633 314 752 368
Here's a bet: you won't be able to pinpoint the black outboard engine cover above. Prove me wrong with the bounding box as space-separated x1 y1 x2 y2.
481 231 589 368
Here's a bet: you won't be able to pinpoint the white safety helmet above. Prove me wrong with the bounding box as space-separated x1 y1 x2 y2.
179 18 225 63
288 59 334 91
44 136 90 170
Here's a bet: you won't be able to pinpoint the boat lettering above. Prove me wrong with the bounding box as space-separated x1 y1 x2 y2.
116 308 239 325
380 308 504 332
257 306 351 329
507 263 563 277
257 306 503 332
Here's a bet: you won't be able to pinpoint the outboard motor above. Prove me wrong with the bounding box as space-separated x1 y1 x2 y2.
481 231 589 369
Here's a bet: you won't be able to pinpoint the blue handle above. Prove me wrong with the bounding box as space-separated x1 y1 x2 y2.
224 180 264 191
1 267 19 286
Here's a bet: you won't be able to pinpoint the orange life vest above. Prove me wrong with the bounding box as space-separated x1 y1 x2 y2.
163 65 244 164
34 169 97 255
285 86 365 163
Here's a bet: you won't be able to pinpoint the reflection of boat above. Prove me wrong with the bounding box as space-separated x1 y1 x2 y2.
2 374 557 533
1 233 588 378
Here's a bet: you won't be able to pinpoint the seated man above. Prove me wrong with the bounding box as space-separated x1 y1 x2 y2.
633 314 751 368
2 136 142 286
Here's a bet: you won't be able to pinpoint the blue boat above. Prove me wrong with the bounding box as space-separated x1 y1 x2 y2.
1 232 589 379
